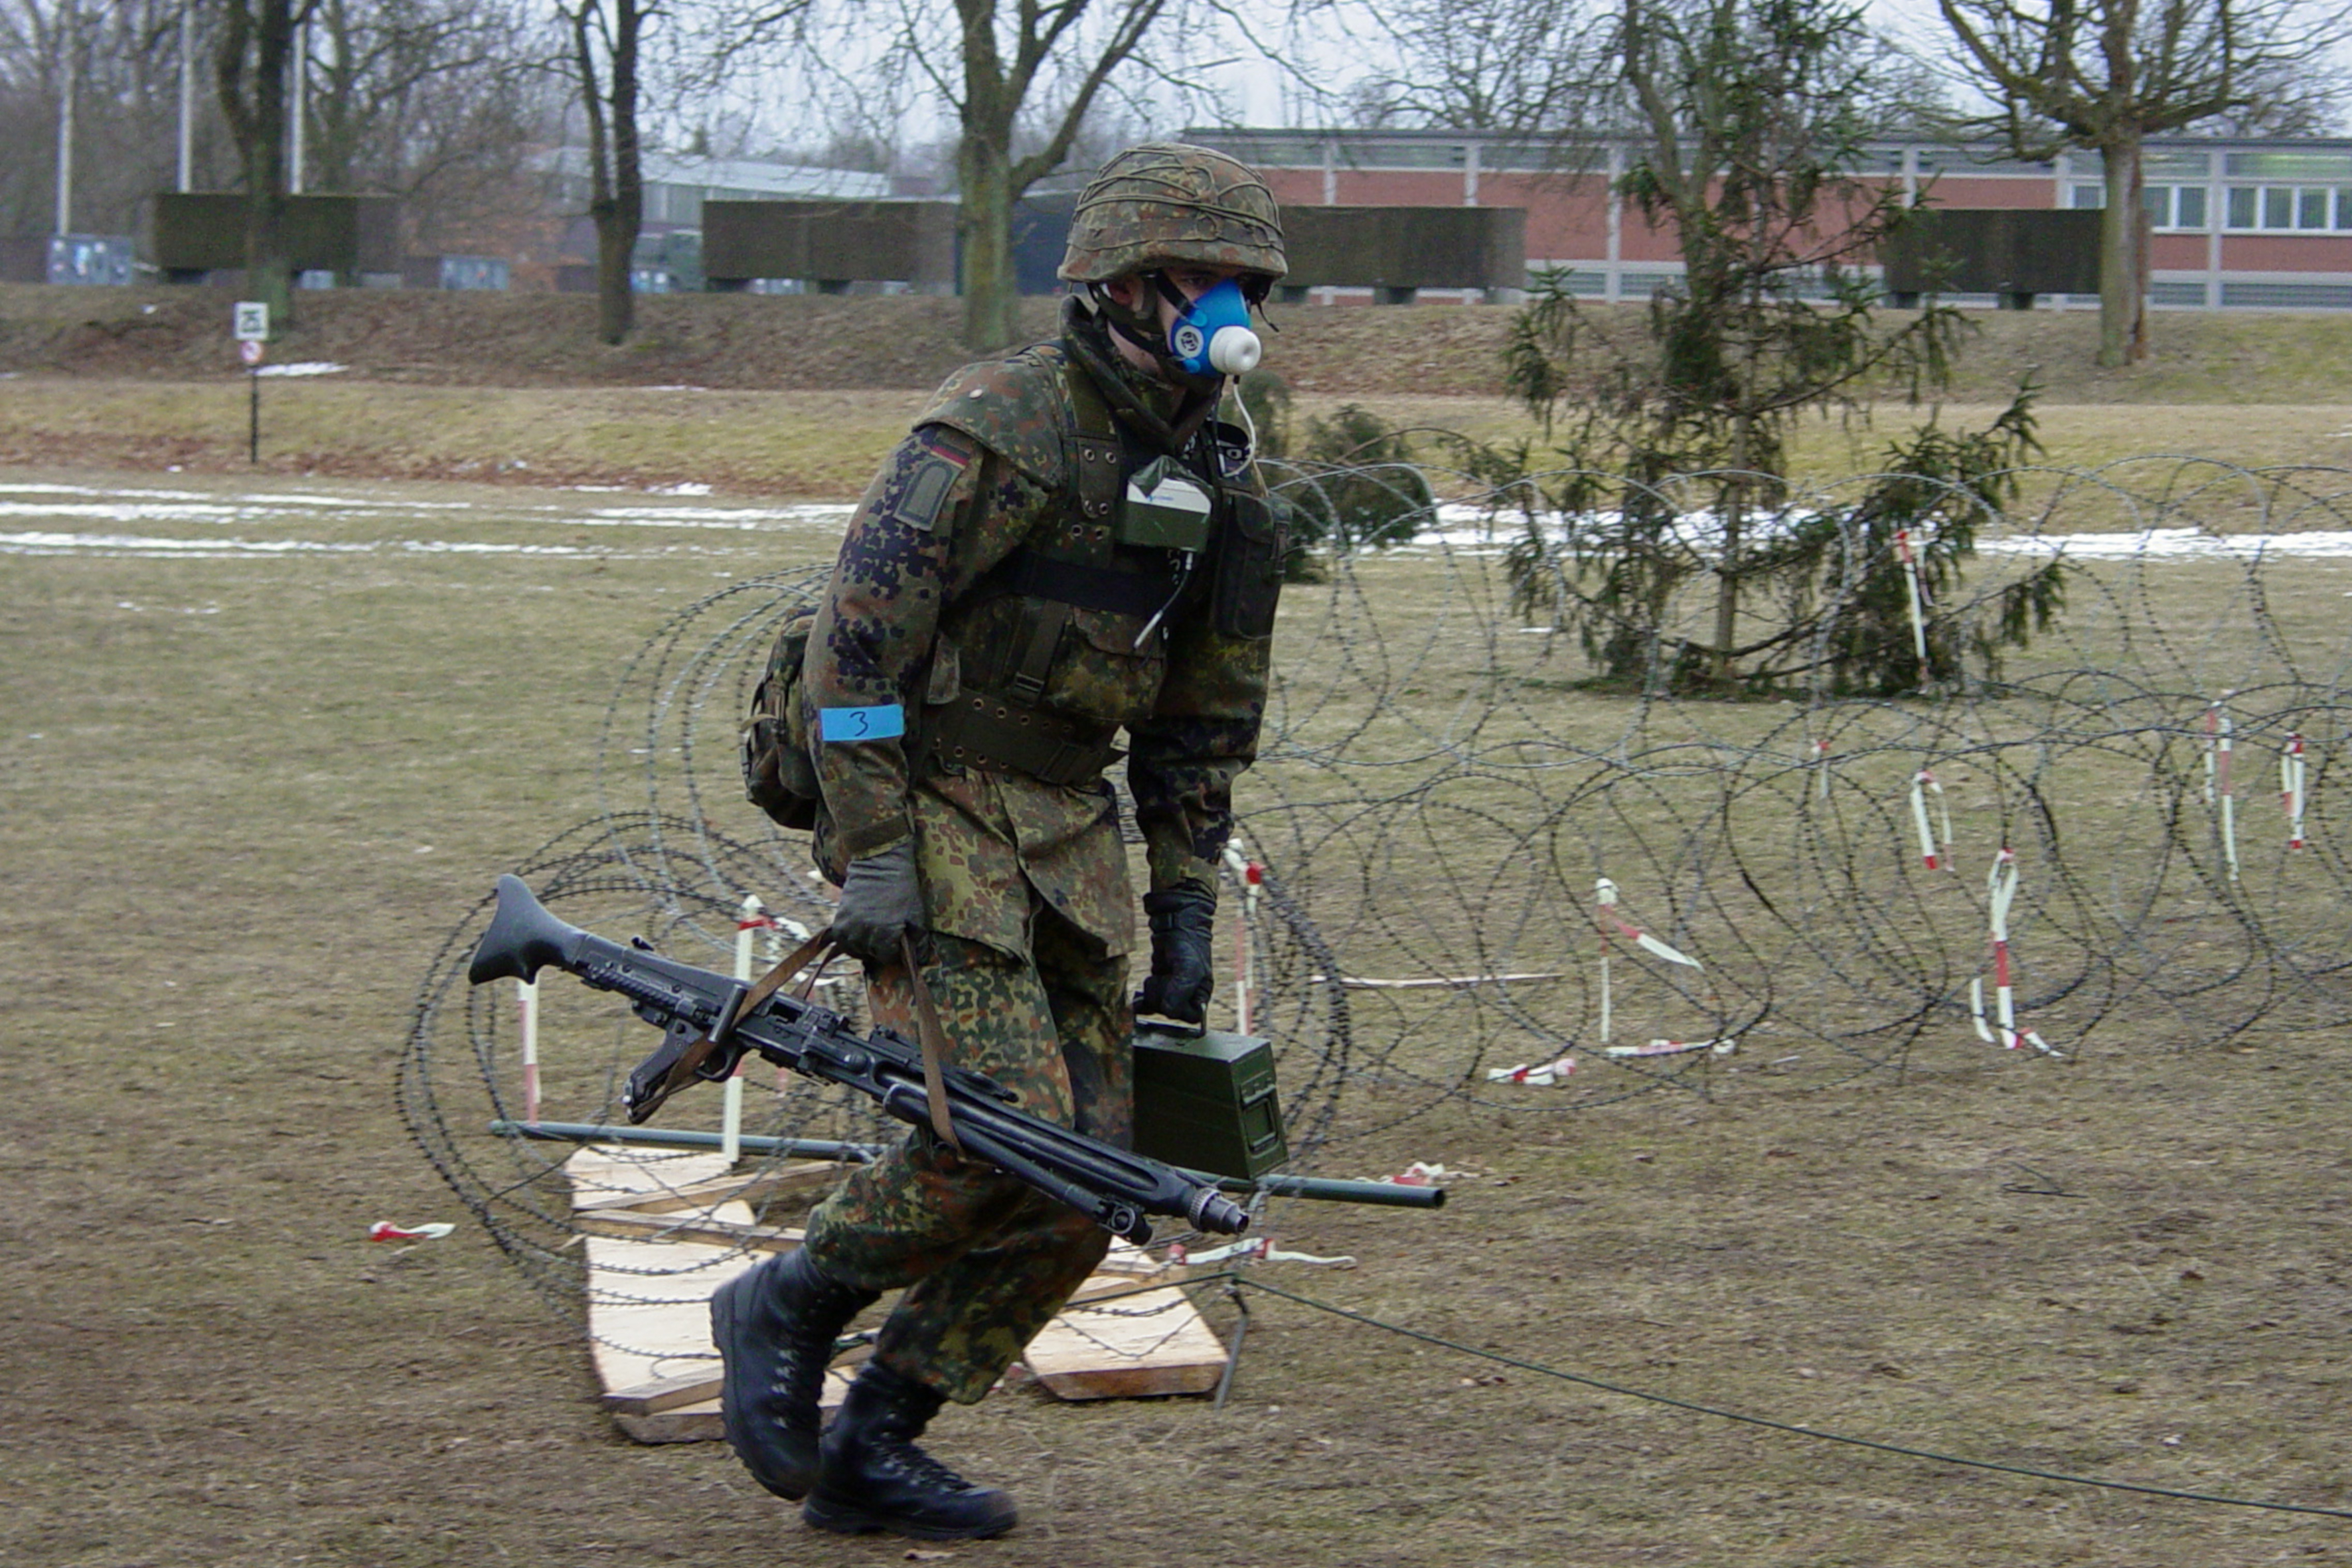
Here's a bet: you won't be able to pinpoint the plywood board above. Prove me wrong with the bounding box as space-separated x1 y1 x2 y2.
1019 1281 1229 1400
574 1209 807 1252
571 1159 850 1215
564 1147 1223 1431
564 1145 866 1445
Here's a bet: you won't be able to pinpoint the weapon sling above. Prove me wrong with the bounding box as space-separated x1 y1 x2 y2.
664 924 963 1156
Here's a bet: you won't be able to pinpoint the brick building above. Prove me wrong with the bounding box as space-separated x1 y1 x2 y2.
1185 127 2352 311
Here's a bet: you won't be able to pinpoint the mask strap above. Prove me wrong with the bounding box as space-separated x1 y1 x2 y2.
1089 278 1168 359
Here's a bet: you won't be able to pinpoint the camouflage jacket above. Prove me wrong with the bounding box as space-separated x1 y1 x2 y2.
803 300 1281 958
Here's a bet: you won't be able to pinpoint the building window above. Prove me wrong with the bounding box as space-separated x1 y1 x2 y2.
2073 181 2211 231
2224 185 2352 230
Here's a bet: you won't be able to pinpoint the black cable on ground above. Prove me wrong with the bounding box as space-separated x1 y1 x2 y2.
1230 1275 2352 1524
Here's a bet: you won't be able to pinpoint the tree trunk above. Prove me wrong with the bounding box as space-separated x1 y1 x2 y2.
218 0 297 333
601 0 641 345
959 136 1018 351
2096 134 2146 368
957 19 1018 356
593 197 635 344
572 0 641 345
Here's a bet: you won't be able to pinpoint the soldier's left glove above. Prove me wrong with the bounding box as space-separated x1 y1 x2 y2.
1135 884 1216 1025
830 842 923 965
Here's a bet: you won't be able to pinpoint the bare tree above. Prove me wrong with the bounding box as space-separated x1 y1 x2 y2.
1352 0 1611 138
304 0 556 255
558 0 819 345
1935 0 2352 367
218 0 314 329
826 0 1176 351
0 0 232 242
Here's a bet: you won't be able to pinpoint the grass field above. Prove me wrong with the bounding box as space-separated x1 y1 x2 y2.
9 447 2352 1567
12 292 2352 1564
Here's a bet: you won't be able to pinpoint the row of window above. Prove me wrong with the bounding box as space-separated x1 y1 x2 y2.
2071 181 2352 232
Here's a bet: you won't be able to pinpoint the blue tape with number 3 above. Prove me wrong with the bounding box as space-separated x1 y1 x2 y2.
818 704 906 742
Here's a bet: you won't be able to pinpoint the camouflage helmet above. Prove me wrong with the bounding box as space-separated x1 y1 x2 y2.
1059 142 1287 284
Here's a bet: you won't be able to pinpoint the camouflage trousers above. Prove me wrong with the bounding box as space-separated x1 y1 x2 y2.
800 890 1132 1405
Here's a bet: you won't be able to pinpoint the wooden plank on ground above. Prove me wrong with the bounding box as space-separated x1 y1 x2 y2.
574 1209 807 1252
565 1144 856 1445
564 1147 1223 1427
571 1159 850 1215
1020 1279 1229 1400
613 1398 724 1444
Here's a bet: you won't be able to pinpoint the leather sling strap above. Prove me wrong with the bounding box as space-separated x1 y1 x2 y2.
730 925 962 1156
900 933 963 1156
740 925 837 1012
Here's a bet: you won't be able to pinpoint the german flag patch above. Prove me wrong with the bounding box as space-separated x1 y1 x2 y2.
890 427 975 532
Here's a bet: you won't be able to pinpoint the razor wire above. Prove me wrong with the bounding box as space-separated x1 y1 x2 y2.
401 452 2352 1326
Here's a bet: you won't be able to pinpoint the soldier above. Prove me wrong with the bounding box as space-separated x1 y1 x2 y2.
711 142 1289 1541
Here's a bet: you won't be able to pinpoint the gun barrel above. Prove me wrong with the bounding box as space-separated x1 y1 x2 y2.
487 1121 1447 1211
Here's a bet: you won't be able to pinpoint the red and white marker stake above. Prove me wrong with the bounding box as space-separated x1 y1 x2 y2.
722 893 777 1163
1909 768 1950 871
1593 877 1701 1046
1813 736 1831 799
2205 698 2240 882
516 975 540 1126
1894 527 1930 666
1486 1052 1575 1084
1970 848 2059 1057
2280 733 2308 851
1603 1038 1737 1059
1223 841 1262 1035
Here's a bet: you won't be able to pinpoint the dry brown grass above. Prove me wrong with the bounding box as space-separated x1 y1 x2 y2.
9 469 2352 1566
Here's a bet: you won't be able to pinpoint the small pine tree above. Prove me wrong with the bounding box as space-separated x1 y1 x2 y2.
1498 0 2069 698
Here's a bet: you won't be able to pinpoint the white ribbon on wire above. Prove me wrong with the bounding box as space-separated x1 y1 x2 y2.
2205 696 2240 882
1969 848 2061 1057
1909 768 1950 872
2280 733 2308 851
1895 526 1930 666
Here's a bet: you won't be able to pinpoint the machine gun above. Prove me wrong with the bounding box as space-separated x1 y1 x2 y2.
466 874 1249 1245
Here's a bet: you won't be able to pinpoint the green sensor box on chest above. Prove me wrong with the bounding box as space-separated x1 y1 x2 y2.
1130 1023 1289 1180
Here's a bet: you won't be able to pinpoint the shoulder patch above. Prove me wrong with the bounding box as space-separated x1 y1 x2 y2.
910 344 1074 488
886 426 976 533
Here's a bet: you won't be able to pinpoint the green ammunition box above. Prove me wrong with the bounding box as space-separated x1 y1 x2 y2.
1131 1023 1288 1180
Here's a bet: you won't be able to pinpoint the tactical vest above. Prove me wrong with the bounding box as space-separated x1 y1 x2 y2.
919 353 1283 788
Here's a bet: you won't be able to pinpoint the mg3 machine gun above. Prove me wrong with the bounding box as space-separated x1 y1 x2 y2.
467 874 1281 1245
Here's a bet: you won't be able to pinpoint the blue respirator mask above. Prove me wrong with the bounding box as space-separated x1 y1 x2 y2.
1157 275 1263 379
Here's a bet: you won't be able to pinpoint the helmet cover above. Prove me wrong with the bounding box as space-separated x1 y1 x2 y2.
1059 142 1287 283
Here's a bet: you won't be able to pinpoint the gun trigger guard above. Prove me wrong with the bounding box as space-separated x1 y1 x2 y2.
692 1039 747 1083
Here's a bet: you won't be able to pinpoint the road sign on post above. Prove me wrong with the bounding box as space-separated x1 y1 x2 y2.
234 302 269 466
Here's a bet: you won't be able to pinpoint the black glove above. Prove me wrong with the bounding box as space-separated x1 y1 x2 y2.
830 842 923 964
1135 884 1216 1025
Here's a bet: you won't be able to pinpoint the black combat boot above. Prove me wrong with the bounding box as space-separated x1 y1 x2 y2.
709 1247 879 1500
801 1360 1019 1539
